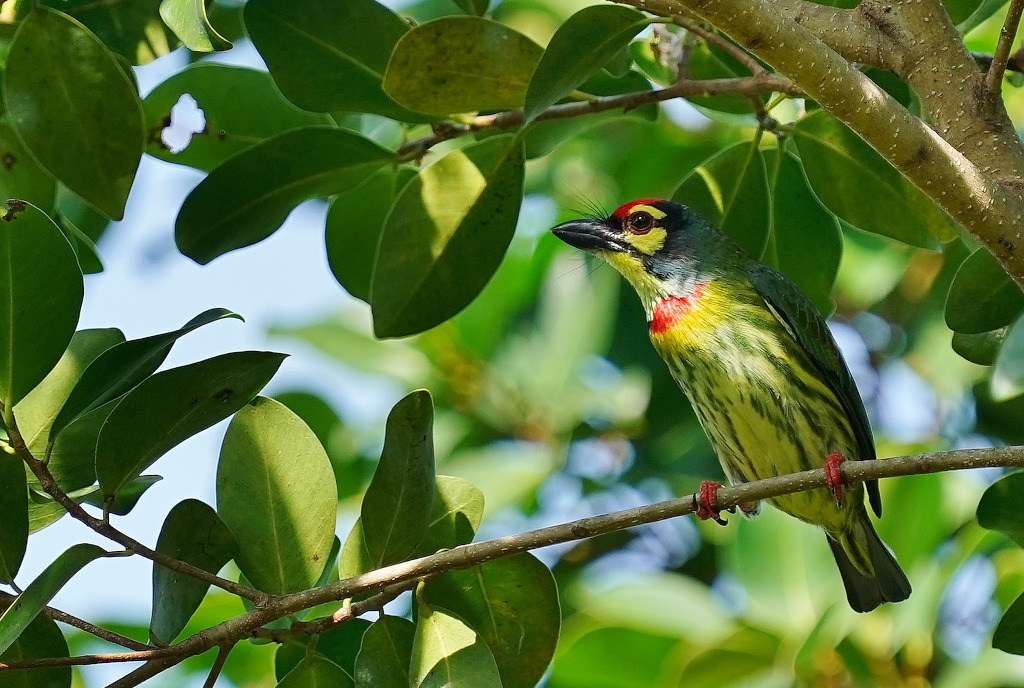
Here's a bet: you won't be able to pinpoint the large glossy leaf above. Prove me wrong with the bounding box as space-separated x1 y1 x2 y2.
0 118 55 211
0 456 27 584
354 616 415 688
383 17 542 116
176 127 396 265
371 135 524 338
143 63 331 172
993 316 1024 400
549 626 679 688
411 595 502 688
422 553 559 688
278 655 354 688
793 111 952 248
523 5 648 122
945 247 1024 334
362 390 435 567
159 0 230 52
95 351 286 497
217 397 337 594
276 619 370 681
0 544 107 655
39 0 176 65
150 499 237 645
50 308 241 444
0 201 83 411
13 328 124 455
4 7 144 219
244 0 425 120
0 613 71 688
952 327 1007 366
977 471 1024 547
673 141 771 259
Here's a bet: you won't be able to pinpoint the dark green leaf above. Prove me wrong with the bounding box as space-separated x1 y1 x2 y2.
245 0 426 120
159 0 231 52
454 0 489 14
764 150 842 314
82 475 162 516
175 127 396 265
371 135 524 338
686 42 761 119
278 654 354 688
354 615 415 688
383 17 542 116
362 390 435 567
58 219 103 275
952 327 1008 366
143 63 331 172
150 499 238 645
95 351 286 497
0 455 27 584
411 595 502 688
0 201 83 411
0 544 107 655
50 308 242 443
217 396 337 594
4 7 144 219
0 613 70 688
946 247 1024 334
549 626 678 688
0 118 55 211
673 141 771 259
793 111 952 248
523 5 648 122
415 475 484 556
276 619 371 680
993 316 1024 401
950 0 1006 33
994 592 1024 654
422 553 558 688
40 0 176 65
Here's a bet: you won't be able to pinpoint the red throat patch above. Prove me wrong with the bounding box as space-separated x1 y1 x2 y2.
611 199 662 221
650 283 707 334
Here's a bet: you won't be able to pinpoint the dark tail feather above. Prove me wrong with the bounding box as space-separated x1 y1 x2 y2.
827 521 911 613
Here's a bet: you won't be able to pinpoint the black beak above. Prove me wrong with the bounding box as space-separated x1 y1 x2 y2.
550 218 627 253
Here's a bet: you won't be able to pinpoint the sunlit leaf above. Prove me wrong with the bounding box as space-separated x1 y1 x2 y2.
277 654 354 688
0 614 70 688
40 0 176 64
411 593 502 688
159 0 231 52
992 316 1024 401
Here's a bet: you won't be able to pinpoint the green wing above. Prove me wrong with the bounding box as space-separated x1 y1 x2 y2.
749 264 882 517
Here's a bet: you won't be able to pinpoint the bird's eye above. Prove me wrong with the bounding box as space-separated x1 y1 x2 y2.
626 211 654 234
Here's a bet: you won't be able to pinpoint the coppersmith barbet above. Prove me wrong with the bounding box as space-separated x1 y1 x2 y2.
551 199 910 612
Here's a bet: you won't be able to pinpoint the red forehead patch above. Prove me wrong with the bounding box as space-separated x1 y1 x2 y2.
611 199 663 220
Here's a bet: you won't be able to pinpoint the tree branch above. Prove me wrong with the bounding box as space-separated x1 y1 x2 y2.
987 0 1024 96
0 592 152 652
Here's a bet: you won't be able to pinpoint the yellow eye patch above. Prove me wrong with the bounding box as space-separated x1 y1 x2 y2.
622 204 667 256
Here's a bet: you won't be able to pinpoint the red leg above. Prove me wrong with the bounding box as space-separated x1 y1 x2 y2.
694 480 729 525
824 451 846 505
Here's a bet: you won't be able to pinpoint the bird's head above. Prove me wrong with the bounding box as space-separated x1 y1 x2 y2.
551 199 737 307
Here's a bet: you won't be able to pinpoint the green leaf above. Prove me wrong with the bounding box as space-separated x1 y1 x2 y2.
175 127 396 265
686 42 762 119
81 475 162 516
0 118 56 211
673 141 771 259
523 5 648 122
354 615 415 688
994 592 1024 655
454 0 490 14
422 553 558 688
159 0 231 52
58 218 104 275
371 135 525 338
793 111 952 248
0 201 84 411
993 316 1024 401
0 543 107 655
276 618 369 680
14 328 124 455
217 396 337 594
362 390 435 567
244 0 426 120
411 595 502 688
950 0 1006 33
764 150 842 314
278 654 354 688
150 499 237 646
0 613 70 688
95 351 286 497
39 0 177 65
0 455 27 584
952 327 1008 366
337 517 373 581
143 63 331 172
946 248 1024 334
50 308 242 443
415 476 484 556
383 17 542 116
4 7 144 219
549 626 679 688
326 167 416 303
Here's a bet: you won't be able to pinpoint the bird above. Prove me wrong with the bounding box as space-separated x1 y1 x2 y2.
551 198 910 612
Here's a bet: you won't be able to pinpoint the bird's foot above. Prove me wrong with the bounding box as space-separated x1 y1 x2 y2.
824 451 847 507
694 480 730 525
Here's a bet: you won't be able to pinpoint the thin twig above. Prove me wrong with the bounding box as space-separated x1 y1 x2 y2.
987 0 1024 96
0 592 153 652
673 14 763 74
202 644 233 688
